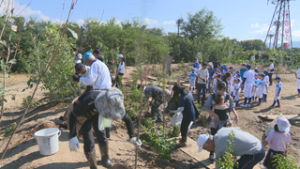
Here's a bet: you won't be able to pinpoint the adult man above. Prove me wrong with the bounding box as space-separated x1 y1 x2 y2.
196 62 209 106
70 51 113 168
197 127 265 169
295 66 300 97
213 59 221 70
268 60 275 86
194 58 200 69
240 64 254 107
144 84 172 123
75 63 91 95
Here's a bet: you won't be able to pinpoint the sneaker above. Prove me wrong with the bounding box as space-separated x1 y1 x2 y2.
275 105 281 108
247 104 251 108
209 154 215 163
269 105 274 108
176 142 186 148
240 104 247 107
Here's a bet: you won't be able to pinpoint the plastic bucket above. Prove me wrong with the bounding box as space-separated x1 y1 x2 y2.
33 128 61 156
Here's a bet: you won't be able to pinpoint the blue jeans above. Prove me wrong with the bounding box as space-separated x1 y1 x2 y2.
234 144 265 169
207 78 212 93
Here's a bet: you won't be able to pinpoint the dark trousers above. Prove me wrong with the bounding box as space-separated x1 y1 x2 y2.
263 149 285 169
81 115 107 154
180 119 192 143
268 73 273 85
105 113 135 139
151 96 163 121
197 83 206 105
233 144 265 169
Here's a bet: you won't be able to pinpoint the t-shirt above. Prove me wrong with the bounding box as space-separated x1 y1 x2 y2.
194 61 200 69
243 70 254 84
296 69 300 78
264 75 270 85
265 130 291 152
257 79 266 91
233 84 241 95
275 81 283 95
188 72 197 80
80 60 112 89
269 63 275 73
144 85 163 99
240 68 247 79
253 78 259 87
179 94 195 121
196 68 209 84
118 61 125 74
214 127 262 169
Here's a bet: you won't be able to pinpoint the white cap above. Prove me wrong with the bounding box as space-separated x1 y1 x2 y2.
77 53 82 59
117 54 123 59
197 134 209 152
76 59 82 63
277 117 291 132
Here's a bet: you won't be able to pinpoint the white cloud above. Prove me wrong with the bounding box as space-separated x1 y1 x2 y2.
292 30 300 41
251 23 261 29
142 18 158 25
163 20 175 25
114 18 122 28
76 19 85 26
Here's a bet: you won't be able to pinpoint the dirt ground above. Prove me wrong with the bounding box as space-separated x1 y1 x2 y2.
0 63 299 169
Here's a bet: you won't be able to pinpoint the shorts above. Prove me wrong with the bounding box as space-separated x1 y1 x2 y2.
297 79 300 89
244 83 253 98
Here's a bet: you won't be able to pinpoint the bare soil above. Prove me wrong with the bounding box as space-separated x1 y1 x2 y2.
0 64 299 169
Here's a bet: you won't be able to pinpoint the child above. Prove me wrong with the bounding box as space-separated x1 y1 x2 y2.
240 64 247 79
256 74 268 106
270 76 282 108
229 67 236 96
263 70 270 102
263 117 291 169
252 73 260 102
213 74 221 93
116 54 125 88
233 78 241 106
188 68 197 93
211 94 232 127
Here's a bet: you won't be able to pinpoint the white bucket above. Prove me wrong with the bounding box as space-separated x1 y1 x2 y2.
33 128 61 156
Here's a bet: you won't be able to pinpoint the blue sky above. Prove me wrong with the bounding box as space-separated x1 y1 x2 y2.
8 0 300 41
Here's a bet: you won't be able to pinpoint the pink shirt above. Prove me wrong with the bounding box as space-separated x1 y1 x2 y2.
265 130 291 152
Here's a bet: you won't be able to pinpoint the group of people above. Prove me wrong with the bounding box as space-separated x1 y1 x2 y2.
188 59 282 108
68 50 292 169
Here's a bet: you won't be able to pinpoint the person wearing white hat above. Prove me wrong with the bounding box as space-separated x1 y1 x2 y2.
115 54 125 88
263 117 291 169
197 127 265 169
75 53 82 64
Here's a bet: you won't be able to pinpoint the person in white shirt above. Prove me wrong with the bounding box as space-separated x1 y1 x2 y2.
196 62 209 106
70 51 113 168
268 60 275 86
240 64 254 107
115 54 125 88
295 67 300 97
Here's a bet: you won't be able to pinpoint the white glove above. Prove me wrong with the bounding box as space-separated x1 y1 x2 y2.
69 137 80 152
130 137 142 149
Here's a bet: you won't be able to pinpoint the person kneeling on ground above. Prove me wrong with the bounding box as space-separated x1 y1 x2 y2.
203 82 239 162
197 127 265 169
170 84 199 147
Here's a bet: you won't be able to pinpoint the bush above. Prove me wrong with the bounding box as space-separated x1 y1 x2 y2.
272 154 300 169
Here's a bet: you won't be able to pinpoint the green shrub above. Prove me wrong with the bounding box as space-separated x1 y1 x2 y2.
272 154 300 169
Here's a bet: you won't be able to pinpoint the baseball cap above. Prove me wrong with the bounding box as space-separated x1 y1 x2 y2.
263 70 269 74
254 67 258 70
275 76 281 80
215 68 219 71
117 54 123 59
259 74 265 77
236 71 240 74
197 134 209 152
82 51 93 62
246 64 251 68
277 117 291 132
236 73 241 77
231 67 235 70
75 63 85 74
77 53 82 59
255 73 259 76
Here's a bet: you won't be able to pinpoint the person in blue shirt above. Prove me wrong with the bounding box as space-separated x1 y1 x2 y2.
188 68 197 93
194 58 200 69
240 64 247 79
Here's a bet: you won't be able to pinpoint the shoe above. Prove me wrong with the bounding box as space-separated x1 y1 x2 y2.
176 142 187 148
155 119 162 123
209 154 215 163
240 104 247 107
269 105 274 108
85 152 98 169
247 104 251 108
275 105 281 108
99 143 113 168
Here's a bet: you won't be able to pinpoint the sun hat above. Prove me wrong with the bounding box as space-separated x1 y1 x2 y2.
197 134 209 152
117 54 123 59
277 117 291 132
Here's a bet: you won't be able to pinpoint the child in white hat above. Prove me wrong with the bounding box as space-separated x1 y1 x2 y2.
263 117 291 169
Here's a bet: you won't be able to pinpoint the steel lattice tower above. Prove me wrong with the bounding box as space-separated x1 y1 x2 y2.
264 0 294 63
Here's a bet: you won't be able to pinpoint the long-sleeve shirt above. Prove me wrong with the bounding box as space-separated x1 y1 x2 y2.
214 127 262 169
79 60 112 89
